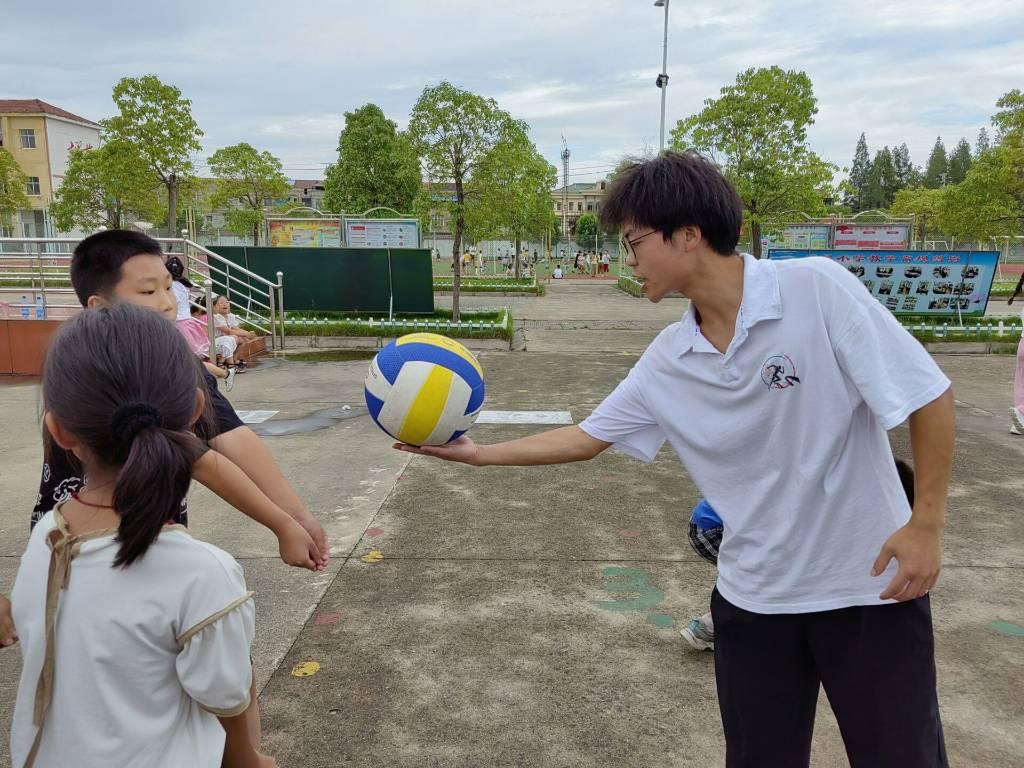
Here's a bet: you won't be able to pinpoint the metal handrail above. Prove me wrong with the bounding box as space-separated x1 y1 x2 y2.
0 235 286 351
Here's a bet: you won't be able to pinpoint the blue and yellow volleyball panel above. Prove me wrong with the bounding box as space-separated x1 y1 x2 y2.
364 333 485 446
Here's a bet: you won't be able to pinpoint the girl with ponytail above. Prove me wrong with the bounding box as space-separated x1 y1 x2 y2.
9 304 276 767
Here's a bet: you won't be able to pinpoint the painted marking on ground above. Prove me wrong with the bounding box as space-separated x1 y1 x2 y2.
619 529 641 538
235 409 280 423
360 549 384 564
291 661 321 677
313 613 341 626
646 614 674 628
365 527 384 537
594 566 665 612
991 621 1024 637
476 410 574 425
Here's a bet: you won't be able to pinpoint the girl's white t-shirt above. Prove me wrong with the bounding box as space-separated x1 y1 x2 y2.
10 508 255 768
213 313 242 332
171 281 192 321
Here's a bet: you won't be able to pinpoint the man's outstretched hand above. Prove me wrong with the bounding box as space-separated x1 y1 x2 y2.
393 436 482 465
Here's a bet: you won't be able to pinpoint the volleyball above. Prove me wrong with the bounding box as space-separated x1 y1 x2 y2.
364 333 485 446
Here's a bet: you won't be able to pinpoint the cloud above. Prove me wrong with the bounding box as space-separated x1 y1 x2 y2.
2 0 1021 184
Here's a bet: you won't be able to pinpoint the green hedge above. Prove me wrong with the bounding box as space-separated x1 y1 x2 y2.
433 277 544 295
282 308 514 341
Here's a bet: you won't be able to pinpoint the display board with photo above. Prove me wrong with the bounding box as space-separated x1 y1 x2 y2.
767 249 999 317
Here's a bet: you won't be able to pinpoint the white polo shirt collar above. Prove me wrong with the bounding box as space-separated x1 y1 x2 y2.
676 253 783 356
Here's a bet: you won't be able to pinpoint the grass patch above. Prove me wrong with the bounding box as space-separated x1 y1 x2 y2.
278 350 377 362
903 318 1022 344
617 276 644 297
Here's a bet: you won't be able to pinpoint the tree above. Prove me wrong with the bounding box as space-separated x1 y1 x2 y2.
208 143 290 245
468 123 556 278
891 187 945 244
409 81 514 320
0 147 30 233
865 147 898 209
102 75 203 236
49 141 161 232
322 104 421 216
938 151 1019 240
976 128 991 156
574 212 599 251
939 90 1024 240
848 133 871 211
671 66 836 257
947 138 973 185
993 89 1024 142
923 137 948 188
892 143 918 189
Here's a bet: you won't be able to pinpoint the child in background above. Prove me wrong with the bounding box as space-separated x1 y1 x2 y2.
10 304 276 767
212 295 256 373
1007 272 1024 435
166 256 233 389
681 458 919 652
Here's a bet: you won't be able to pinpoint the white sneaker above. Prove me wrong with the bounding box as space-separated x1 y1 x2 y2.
1010 407 1024 435
680 617 715 651
224 366 236 392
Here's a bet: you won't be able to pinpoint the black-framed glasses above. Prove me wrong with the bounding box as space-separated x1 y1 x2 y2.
621 229 659 258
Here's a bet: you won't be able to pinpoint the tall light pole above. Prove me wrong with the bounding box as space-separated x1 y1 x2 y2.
654 0 670 152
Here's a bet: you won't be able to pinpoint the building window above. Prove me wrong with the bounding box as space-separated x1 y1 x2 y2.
26 176 41 196
586 203 593 211
20 129 37 149
577 202 582 212
555 202 561 211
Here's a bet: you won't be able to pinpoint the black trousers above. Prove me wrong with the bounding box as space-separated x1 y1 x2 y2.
711 588 948 768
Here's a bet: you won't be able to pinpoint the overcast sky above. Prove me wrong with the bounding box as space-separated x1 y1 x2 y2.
5 0 1024 185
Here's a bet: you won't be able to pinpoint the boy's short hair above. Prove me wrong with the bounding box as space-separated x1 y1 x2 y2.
599 151 744 256
70 230 164 306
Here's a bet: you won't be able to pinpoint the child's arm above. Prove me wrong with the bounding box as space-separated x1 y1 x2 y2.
220 712 277 768
0 594 17 647
193 450 322 571
209 428 329 567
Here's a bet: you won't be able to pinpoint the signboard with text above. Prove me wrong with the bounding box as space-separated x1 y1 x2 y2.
343 217 420 249
767 249 999 317
782 224 831 249
833 223 910 250
267 218 341 248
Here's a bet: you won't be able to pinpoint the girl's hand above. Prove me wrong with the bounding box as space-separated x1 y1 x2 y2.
296 514 330 570
276 521 319 571
1 594 18 647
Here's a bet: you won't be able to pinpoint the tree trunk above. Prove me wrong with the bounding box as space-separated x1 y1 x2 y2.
514 235 521 280
167 173 178 240
751 220 763 259
452 182 464 323
253 219 260 246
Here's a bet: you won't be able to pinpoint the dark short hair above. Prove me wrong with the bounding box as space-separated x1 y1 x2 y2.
43 304 208 567
70 230 164 306
599 151 743 255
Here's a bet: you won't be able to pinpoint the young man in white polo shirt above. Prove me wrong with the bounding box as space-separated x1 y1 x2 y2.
397 151 954 767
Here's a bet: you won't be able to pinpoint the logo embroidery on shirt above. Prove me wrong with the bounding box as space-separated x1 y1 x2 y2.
761 355 801 390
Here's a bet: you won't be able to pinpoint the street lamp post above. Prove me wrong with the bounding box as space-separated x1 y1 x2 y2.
654 0 670 152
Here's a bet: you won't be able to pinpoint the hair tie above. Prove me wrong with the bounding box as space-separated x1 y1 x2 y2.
111 403 162 444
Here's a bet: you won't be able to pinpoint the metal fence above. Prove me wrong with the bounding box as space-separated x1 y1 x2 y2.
0 237 287 350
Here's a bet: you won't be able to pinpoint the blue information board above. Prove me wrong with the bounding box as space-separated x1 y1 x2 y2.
767 249 999 317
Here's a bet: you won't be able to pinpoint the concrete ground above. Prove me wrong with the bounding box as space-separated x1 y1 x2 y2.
1 280 1023 767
